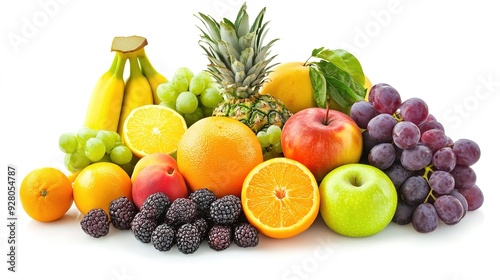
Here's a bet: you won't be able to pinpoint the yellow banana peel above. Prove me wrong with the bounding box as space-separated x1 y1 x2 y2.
83 52 127 132
117 50 154 137
137 48 168 105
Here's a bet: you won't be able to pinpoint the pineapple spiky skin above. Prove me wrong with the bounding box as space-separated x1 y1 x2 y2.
213 93 292 134
197 3 292 134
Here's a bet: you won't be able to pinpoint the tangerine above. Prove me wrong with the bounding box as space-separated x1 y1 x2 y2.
20 167 73 222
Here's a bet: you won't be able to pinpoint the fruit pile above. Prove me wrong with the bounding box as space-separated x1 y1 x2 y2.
18 2 486 259
350 83 483 233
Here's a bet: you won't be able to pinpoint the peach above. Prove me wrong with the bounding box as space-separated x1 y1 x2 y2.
130 153 178 183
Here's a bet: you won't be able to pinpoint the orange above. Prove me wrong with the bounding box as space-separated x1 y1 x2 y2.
177 116 263 198
20 167 73 222
122 104 187 158
241 157 320 238
73 162 132 216
261 61 373 114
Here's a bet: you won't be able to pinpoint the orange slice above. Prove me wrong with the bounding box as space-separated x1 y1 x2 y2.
241 157 320 238
123 105 187 158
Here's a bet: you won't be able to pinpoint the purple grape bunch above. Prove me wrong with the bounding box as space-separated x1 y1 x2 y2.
350 83 484 233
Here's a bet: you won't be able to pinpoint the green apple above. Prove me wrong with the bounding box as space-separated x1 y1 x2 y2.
319 163 397 237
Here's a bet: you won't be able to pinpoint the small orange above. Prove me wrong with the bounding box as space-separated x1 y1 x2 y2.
241 157 320 238
122 104 187 158
20 167 73 222
177 116 263 198
73 162 132 216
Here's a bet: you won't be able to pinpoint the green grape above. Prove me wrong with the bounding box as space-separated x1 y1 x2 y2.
200 105 214 118
110 131 122 143
69 148 90 169
85 137 106 162
257 131 270 148
59 132 78 153
171 73 189 93
174 67 194 83
197 71 213 87
96 130 115 153
77 127 97 146
110 145 133 165
200 87 223 108
176 91 199 114
272 141 283 154
189 74 206 95
266 125 282 145
183 107 204 127
64 153 79 172
160 100 177 111
157 82 179 103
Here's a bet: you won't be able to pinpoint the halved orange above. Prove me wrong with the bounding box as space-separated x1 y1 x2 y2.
122 105 187 158
241 157 320 238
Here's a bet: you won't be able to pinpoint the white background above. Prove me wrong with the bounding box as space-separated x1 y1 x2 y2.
1 0 499 279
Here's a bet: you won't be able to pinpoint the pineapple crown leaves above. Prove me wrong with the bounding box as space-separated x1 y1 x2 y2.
195 3 279 99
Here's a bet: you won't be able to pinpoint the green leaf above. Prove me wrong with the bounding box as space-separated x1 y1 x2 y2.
316 60 366 101
314 48 365 86
311 47 325 57
310 66 327 108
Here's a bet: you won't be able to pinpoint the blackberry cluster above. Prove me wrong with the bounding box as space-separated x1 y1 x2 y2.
131 192 171 243
80 208 110 238
151 224 176 251
208 225 232 251
189 188 217 218
176 223 202 254
165 198 197 227
234 222 259 248
131 212 157 243
109 196 137 230
209 195 243 225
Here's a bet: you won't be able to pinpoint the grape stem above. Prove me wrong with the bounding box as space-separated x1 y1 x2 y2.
422 164 436 203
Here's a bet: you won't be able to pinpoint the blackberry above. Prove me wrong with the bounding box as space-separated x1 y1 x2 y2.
193 217 209 240
140 192 171 222
176 223 202 254
131 212 157 243
109 196 137 230
151 224 176 252
189 188 217 218
80 208 110 238
208 225 232 251
234 222 259 248
165 198 197 227
209 195 242 225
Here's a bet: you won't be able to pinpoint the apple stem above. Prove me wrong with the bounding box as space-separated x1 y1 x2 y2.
324 98 330 125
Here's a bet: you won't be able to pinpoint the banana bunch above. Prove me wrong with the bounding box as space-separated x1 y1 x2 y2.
83 36 168 136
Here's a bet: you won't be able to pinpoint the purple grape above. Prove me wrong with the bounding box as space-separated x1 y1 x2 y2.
400 144 433 171
419 120 445 135
449 189 468 220
368 143 396 170
367 113 397 143
432 147 456 172
458 184 484 211
350 101 379 129
370 84 402 114
412 203 439 233
399 97 429 126
452 139 481 166
450 165 476 190
433 195 464 225
392 121 420 149
420 128 450 152
400 176 430 205
392 200 417 225
368 83 390 104
428 170 455 195
424 114 437 122
362 130 379 156
384 162 415 189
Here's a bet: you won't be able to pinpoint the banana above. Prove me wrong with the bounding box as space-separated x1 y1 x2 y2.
83 51 127 132
117 51 154 137
136 47 168 105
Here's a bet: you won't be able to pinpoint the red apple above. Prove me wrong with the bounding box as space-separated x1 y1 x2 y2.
281 107 363 182
132 164 189 209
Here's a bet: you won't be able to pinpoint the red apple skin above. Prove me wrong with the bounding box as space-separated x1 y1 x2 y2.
132 164 189 209
281 108 363 182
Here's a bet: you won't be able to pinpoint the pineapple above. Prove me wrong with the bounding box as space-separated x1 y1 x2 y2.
196 3 292 134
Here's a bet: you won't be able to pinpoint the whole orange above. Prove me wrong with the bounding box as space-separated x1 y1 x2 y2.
177 116 263 198
73 162 132 216
20 167 73 222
